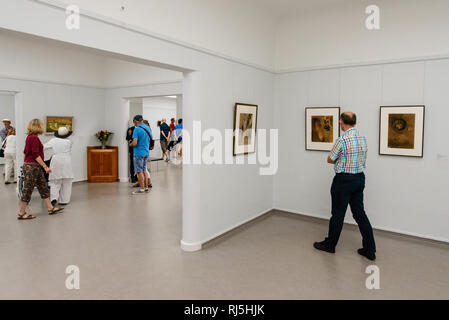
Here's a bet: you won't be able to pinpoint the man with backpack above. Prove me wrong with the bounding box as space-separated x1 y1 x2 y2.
130 115 152 195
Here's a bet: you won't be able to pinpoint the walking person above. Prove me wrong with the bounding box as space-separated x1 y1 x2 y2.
44 127 74 206
313 112 376 261
167 123 177 161
4 127 17 184
130 115 152 195
159 118 170 162
18 119 64 220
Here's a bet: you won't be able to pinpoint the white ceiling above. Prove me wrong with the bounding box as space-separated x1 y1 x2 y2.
247 0 348 19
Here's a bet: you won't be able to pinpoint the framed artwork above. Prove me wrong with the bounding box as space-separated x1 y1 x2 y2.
233 103 258 156
379 105 425 157
46 116 74 134
305 107 341 151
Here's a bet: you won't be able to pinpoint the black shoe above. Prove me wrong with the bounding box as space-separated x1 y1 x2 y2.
4 181 11 185
313 241 335 254
51 200 57 207
357 248 376 261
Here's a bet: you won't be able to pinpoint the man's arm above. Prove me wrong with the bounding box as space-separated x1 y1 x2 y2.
131 138 138 147
328 139 342 165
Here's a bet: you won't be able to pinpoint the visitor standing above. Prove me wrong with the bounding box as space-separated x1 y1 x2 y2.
130 115 152 195
4 127 17 184
126 124 138 184
313 112 376 261
160 118 170 162
44 127 74 206
0 119 14 142
175 119 183 158
169 118 176 131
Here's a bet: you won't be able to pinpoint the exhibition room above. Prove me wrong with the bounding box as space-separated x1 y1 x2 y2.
0 0 448 301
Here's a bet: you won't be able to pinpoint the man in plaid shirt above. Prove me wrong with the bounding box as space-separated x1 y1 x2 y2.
314 112 376 261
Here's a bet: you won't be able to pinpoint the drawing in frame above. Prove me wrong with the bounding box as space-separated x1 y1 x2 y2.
46 116 74 134
379 105 425 157
305 107 341 151
233 103 258 156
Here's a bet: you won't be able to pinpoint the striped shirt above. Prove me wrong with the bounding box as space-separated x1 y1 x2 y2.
329 128 367 174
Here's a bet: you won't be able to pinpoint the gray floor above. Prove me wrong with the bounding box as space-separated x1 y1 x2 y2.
0 163 448 299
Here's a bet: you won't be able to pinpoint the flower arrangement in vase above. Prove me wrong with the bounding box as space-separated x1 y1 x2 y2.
95 130 113 149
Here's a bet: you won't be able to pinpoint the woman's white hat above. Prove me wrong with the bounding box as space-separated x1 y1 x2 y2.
55 126 72 138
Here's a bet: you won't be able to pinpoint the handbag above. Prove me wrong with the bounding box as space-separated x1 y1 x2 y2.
0 139 6 158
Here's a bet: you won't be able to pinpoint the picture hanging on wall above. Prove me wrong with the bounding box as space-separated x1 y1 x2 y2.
46 116 74 134
305 107 340 151
233 103 258 156
379 105 425 157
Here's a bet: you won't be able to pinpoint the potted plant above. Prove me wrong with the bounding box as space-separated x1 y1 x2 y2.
95 130 113 149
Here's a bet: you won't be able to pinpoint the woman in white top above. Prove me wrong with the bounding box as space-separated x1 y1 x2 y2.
4 127 17 184
44 127 74 206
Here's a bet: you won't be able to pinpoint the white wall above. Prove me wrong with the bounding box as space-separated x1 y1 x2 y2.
0 29 182 88
129 101 143 125
274 59 449 242
0 93 15 125
0 78 105 182
276 0 449 71
104 58 182 88
56 0 277 69
143 96 177 140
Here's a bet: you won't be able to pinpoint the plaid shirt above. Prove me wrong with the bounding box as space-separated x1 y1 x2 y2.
329 128 367 174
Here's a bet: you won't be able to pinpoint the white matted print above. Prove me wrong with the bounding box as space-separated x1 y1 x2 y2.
379 105 425 157
233 103 258 156
305 107 340 151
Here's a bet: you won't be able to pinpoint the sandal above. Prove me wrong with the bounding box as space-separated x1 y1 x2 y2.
48 207 64 215
18 213 36 220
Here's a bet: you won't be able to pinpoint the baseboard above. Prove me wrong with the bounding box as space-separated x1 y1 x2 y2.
274 207 449 244
201 207 274 247
180 240 202 252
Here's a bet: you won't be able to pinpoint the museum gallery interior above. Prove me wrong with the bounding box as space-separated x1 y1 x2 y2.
0 0 448 300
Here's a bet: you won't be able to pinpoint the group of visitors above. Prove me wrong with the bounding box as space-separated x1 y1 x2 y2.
159 117 183 162
126 116 183 190
1 118 73 220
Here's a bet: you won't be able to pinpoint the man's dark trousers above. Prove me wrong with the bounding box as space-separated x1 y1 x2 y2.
324 172 376 253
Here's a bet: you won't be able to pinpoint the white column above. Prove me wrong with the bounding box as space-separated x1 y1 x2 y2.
176 95 183 119
181 71 202 252
14 92 24 178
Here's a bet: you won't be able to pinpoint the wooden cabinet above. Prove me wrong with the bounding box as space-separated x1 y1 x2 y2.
87 146 118 182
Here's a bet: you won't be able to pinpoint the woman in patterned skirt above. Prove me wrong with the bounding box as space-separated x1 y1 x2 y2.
18 119 64 220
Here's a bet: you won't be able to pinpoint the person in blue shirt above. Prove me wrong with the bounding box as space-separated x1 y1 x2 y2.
130 115 152 195
174 119 183 158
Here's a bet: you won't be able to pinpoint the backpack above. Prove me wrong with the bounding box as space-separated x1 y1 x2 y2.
140 126 155 150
